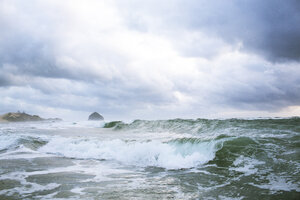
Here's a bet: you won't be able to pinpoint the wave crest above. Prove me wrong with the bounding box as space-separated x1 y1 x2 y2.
39 136 225 169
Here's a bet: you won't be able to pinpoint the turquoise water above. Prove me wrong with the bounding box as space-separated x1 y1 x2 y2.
0 118 299 199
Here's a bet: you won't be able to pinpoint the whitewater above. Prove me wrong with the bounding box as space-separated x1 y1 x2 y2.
0 118 299 199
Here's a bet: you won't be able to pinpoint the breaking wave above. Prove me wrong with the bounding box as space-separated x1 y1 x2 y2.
103 117 300 135
1 117 299 170
38 136 227 169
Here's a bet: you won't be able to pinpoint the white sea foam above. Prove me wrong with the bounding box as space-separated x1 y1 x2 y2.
0 134 20 150
248 175 300 192
0 171 60 197
37 120 105 130
230 156 265 176
0 145 52 160
39 136 220 169
0 158 128 198
0 120 105 133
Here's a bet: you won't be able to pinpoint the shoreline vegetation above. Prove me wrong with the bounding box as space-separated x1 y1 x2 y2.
0 112 62 122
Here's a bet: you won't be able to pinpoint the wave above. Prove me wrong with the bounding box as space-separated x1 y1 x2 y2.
38 136 227 169
1 134 270 170
103 117 300 136
0 134 20 151
0 132 234 170
1 132 299 174
1 117 299 170
0 134 48 151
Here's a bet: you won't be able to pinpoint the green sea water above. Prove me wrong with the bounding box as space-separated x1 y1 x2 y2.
0 118 299 199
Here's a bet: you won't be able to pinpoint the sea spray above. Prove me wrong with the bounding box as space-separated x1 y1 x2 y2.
39 136 226 169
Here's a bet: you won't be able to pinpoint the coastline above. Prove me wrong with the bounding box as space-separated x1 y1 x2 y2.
0 112 62 123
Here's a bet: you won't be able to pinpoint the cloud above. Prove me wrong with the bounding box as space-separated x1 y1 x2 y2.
117 0 300 62
0 0 299 120
186 0 300 62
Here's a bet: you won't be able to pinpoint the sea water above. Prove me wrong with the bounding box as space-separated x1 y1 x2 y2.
0 118 299 199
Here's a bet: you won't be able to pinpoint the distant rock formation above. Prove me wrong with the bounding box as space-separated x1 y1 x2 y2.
0 112 62 122
0 112 44 122
88 112 104 121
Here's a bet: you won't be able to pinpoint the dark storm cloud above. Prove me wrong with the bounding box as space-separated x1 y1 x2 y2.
184 0 300 62
0 75 11 87
0 22 71 82
0 33 85 83
205 62 300 111
119 0 300 62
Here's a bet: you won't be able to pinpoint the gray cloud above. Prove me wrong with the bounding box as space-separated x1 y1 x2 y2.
203 62 300 111
0 0 300 120
186 0 300 62
118 0 300 62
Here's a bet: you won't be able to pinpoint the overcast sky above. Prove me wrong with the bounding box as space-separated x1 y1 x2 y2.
1 0 300 121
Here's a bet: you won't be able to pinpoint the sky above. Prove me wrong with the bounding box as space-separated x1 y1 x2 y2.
0 0 300 121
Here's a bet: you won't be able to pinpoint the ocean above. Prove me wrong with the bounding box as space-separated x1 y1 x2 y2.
0 118 299 199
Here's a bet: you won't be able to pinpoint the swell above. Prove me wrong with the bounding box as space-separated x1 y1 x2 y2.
103 117 300 135
1 133 299 174
1 134 256 170
37 136 226 169
210 137 260 167
0 133 229 169
0 134 47 152
1 117 299 170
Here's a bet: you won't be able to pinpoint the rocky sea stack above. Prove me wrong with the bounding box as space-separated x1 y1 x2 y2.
88 112 104 121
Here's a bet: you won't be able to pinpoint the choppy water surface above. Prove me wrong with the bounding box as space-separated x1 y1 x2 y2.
0 118 299 199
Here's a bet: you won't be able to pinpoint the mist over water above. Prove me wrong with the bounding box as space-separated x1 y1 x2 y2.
0 118 299 199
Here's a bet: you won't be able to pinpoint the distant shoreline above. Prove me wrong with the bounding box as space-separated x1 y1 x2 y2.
0 112 62 123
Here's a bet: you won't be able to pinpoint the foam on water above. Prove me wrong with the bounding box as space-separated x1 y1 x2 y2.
0 158 132 198
0 120 105 132
230 156 266 176
0 145 49 160
249 175 300 192
0 134 19 150
0 118 299 199
0 168 61 197
39 136 222 169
